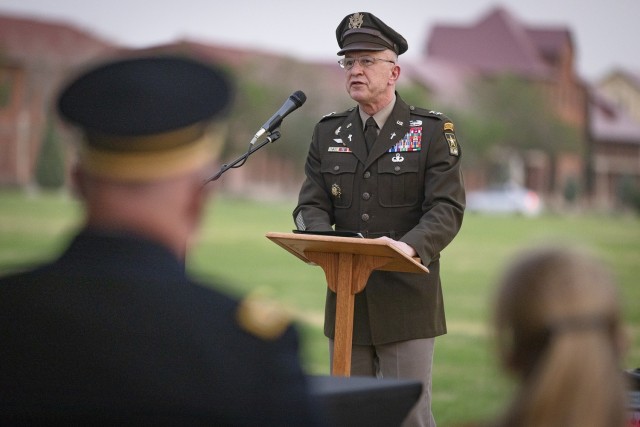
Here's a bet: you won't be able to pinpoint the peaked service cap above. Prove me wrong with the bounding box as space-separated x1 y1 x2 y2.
57 54 233 181
336 12 408 56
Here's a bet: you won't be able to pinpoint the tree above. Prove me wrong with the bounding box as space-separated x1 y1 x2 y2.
454 75 581 191
397 82 432 111
35 117 65 190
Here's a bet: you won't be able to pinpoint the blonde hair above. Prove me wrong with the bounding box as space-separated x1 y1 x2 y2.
493 245 627 427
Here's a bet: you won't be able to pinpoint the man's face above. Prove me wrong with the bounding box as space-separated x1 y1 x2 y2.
342 50 398 105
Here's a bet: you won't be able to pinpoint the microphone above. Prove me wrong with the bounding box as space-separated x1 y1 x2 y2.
250 90 307 144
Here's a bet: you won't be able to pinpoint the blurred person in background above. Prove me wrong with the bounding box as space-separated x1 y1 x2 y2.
0 53 320 426
489 245 628 427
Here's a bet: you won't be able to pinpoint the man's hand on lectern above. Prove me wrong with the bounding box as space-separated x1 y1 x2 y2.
376 236 417 258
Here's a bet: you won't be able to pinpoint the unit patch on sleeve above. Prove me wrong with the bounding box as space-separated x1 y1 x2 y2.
236 293 290 340
444 132 459 157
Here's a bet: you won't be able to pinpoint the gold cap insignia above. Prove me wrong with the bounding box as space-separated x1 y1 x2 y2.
349 12 364 29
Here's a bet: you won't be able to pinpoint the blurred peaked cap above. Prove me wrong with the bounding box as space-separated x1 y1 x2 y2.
56 54 234 182
57 54 233 137
336 12 408 56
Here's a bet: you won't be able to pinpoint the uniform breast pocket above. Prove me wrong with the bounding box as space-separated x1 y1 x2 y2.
321 155 358 209
378 154 420 207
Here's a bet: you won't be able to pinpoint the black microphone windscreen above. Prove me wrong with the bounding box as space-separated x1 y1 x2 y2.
292 90 307 106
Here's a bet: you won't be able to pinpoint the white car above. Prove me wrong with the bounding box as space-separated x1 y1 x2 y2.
466 185 542 216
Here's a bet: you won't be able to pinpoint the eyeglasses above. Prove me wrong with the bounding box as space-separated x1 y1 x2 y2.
338 56 396 70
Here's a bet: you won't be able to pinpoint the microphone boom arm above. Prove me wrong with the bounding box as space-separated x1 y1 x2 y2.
204 130 281 184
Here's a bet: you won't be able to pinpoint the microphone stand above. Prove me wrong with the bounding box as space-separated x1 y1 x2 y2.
203 130 282 184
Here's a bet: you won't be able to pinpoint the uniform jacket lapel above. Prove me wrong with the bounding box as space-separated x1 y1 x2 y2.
336 108 368 165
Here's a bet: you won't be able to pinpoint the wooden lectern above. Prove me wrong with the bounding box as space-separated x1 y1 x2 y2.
266 232 429 377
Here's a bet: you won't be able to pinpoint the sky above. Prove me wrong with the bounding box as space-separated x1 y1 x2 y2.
1 0 639 81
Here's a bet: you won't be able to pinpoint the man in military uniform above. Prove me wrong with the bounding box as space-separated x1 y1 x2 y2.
293 12 465 427
0 54 321 426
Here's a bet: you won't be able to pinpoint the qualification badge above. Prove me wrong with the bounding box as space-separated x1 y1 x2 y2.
392 153 404 163
331 183 342 199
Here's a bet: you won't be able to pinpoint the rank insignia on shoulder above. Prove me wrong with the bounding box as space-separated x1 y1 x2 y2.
444 122 454 132
236 293 290 340
444 132 459 157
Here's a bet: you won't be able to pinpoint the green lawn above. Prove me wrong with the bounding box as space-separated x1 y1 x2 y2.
1 190 638 426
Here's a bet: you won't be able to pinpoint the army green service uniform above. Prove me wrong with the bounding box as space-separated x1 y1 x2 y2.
294 93 465 345
295 11 466 427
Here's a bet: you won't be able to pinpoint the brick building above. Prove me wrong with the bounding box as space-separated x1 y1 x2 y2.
0 14 115 187
404 7 588 201
1 8 637 209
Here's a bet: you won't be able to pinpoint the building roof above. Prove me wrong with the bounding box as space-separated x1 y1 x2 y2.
425 7 572 78
590 88 640 144
599 68 640 91
402 58 475 106
0 13 115 63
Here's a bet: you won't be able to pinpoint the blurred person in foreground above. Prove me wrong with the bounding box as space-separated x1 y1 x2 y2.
293 11 465 427
488 245 628 427
0 54 320 426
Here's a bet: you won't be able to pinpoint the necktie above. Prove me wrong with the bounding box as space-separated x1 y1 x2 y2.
364 117 378 153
